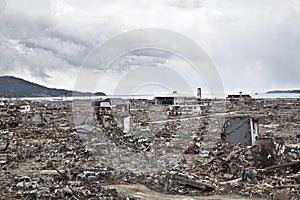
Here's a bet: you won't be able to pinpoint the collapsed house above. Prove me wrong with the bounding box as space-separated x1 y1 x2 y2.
221 115 259 146
21 112 43 125
0 98 299 199
227 93 252 105
0 100 6 107
18 101 45 125
92 98 130 130
154 91 202 117
167 105 202 116
92 98 129 117
154 91 199 105
19 101 31 113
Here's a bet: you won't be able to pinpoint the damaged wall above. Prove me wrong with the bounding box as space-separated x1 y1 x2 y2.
222 116 258 146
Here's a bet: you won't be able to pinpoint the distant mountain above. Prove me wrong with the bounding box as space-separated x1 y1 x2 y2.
0 76 105 98
266 90 300 94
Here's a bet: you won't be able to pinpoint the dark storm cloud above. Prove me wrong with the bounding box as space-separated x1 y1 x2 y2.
0 0 299 92
0 1 92 87
112 49 172 71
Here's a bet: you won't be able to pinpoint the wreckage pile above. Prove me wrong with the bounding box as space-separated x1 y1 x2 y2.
0 98 299 199
0 100 138 199
109 140 299 199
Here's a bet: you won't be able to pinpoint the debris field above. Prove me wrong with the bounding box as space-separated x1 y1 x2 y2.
0 98 299 199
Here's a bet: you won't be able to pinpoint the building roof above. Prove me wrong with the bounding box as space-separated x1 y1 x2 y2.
107 98 126 106
227 94 251 98
92 98 127 107
19 101 29 106
154 92 196 98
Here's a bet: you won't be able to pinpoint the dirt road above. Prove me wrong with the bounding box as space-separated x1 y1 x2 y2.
106 184 263 200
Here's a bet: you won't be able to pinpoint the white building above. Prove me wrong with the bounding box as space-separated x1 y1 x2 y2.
154 91 199 105
19 102 30 113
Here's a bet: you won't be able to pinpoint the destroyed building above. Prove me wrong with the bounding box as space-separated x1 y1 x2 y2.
19 101 31 113
0 100 7 107
92 98 129 117
154 91 202 116
91 98 130 130
21 112 43 125
167 104 202 116
0 97 299 199
154 91 199 105
227 93 252 105
221 115 259 146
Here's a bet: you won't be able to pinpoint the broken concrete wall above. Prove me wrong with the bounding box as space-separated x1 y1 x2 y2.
21 112 43 125
222 116 258 146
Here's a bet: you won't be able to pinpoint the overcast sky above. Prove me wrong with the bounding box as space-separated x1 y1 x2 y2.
0 0 299 95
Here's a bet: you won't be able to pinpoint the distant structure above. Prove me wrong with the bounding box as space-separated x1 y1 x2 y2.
21 112 43 125
0 100 6 107
227 92 252 105
154 90 203 117
92 98 130 131
154 91 198 105
196 88 201 100
92 98 129 117
19 101 31 113
221 115 259 146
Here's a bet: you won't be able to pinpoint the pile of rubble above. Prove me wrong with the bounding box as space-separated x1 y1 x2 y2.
0 100 138 199
0 98 299 199
101 98 300 199
109 140 299 199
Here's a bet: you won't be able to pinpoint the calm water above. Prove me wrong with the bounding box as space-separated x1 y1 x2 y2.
13 92 300 101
